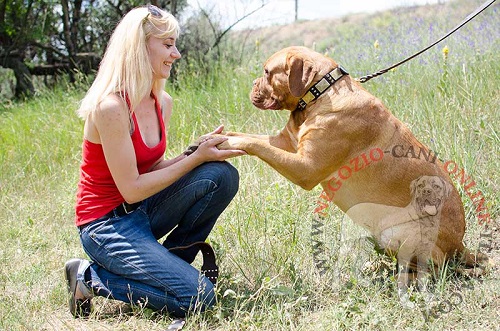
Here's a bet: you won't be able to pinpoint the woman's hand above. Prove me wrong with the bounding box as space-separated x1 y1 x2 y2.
203 124 224 137
184 125 225 156
192 136 246 162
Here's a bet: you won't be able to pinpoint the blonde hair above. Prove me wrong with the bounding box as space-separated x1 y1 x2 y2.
77 5 180 119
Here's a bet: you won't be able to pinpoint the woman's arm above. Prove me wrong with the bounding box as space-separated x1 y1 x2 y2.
151 91 229 171
150 154 187 171
92 94 244 204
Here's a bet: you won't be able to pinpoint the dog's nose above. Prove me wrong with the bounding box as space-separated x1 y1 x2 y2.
423 188 432 195
253 79 258 86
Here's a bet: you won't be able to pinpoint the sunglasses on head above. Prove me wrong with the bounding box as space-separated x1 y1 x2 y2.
145 4 162 20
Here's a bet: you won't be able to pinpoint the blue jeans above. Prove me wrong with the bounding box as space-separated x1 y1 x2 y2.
78 162 239 317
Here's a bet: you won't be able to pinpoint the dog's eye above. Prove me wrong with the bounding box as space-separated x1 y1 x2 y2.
264 68 270 76
433 184 441 190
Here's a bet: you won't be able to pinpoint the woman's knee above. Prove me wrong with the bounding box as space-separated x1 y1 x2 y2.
200 161 239 197
197 280 216 311
176 278 216 315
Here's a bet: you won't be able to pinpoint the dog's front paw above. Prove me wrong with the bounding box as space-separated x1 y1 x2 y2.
217 136 247 151
216 140 231 150
185 134 224 155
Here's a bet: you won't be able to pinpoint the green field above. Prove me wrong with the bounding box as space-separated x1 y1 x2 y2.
0 0 498 330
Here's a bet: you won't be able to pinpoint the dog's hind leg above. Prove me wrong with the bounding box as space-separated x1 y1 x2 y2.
457 247 493 277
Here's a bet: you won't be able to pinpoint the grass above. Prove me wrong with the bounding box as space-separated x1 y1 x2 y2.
0 0 498 330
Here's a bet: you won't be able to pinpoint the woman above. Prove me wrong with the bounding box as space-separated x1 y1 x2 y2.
65 5 245 318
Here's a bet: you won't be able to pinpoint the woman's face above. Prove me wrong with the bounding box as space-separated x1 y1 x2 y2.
147 35 181 79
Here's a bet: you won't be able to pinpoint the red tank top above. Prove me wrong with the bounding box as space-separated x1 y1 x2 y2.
75 94 166 226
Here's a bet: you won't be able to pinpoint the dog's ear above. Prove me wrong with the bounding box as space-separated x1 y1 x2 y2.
410 176 421 196
287 53 317 98
439 177 453 198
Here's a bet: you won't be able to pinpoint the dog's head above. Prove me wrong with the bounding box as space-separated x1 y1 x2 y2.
410 175 452 217
250 46 338 111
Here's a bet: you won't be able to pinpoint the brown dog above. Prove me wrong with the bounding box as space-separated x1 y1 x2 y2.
216 46 488 279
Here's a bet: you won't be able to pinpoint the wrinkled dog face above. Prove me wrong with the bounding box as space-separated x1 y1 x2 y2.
410 175 451 216
250 46 329 111
250 49 293 110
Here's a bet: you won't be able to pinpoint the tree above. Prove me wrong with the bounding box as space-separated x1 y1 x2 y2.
0 0 57 97
0 0 189 99
0 0 261 100
0 1 100 98
177 0 268 79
